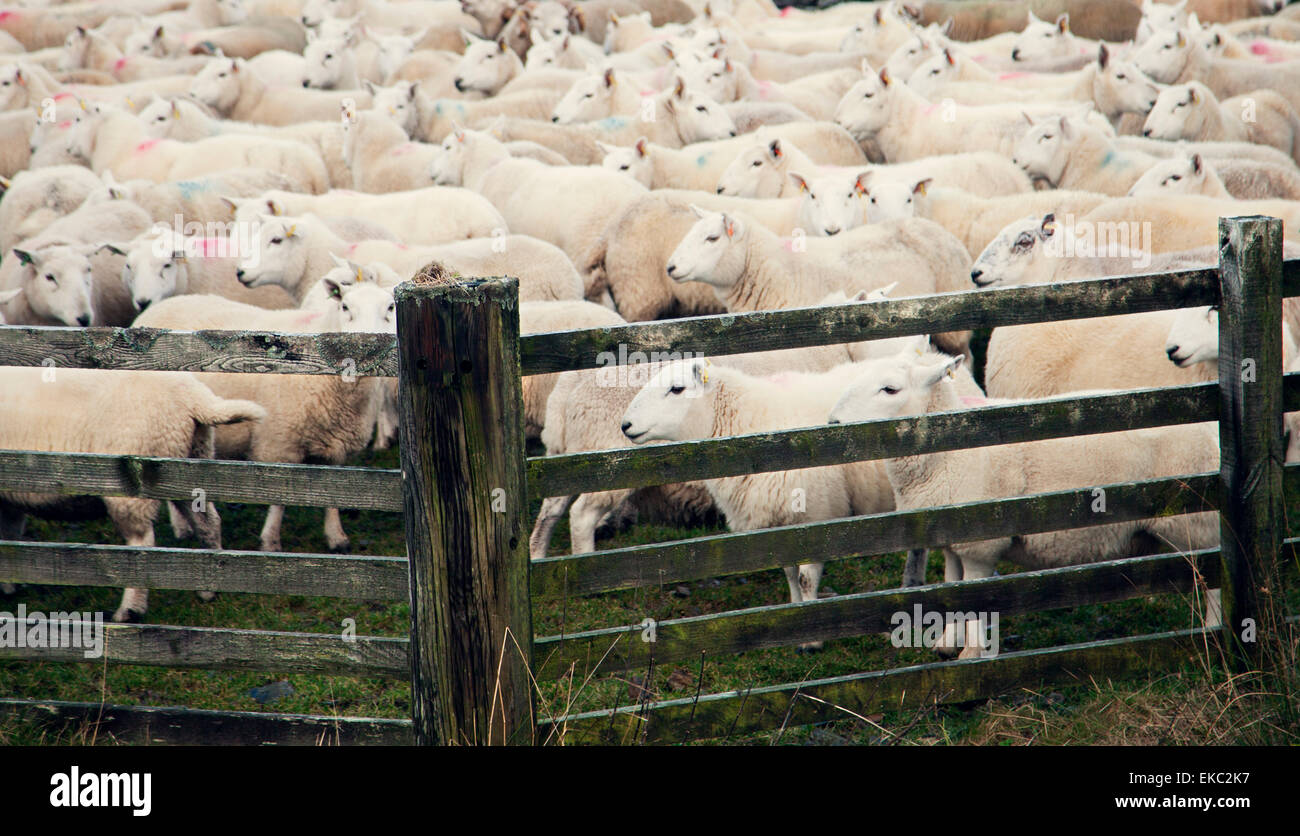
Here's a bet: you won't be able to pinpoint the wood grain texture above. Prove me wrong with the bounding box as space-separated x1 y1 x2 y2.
396 278 535 746
542 628 1215 744
0 326 397 376
526 382 1219 500
1217 216 1286 672
534 550 1222 679
0 621 408 677
0 451 402 511
0 540 408 601
531 472 1223 597
0 699 413 746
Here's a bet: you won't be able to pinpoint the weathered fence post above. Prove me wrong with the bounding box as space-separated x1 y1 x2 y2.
1216 216 1285 672
395 273 535 745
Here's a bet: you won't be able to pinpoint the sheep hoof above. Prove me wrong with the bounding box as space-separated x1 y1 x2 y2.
328 539 352 554
112 607 144 624
260 539 282 553
196 590 217 603
933 644 960 660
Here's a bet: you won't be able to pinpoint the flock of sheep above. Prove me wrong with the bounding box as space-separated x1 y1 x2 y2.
1 0 1298 658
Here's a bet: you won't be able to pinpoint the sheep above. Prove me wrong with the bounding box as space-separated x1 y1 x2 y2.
188 56 373 125
399 84 563 144
66 104 331 193
1126 152 1300 200
597 124 868 189
302 30 368 89
826 347 1220 657
429 125 647 295
0 164 104 253
230 185 508 244
0 0 191 51
518 299 627 438
135 97 354 189
914 0 1142 43
549 70 738 147
1009 11 1092 64
339 104 448 191
908 44 1161 131
453 30 526 94
533 287 921 579
132 281 397 554
866 182 1111 257
232 213 584 304
59 25 210 82
1011 113 1168 195
718 138 1031 200
619 357 897 627
0 367 267 622
1137 0 1192 42
664 206 972 358
833 63 1113 163
1142 81 1300 165
677 55 860 123
97 167 299 226
1133 26 1300 114
119 224 297 313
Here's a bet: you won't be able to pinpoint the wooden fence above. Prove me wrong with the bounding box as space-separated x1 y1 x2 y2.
0 215 1293 745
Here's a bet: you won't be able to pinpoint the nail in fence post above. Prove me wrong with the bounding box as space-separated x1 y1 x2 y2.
1217 215 1284 672
395 273 535 745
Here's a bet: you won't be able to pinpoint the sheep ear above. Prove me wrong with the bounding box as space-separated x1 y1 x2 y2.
154 25 165 39
722 212 740 239
330 253 351 270
95 243 127 257
691 357 712 387
943 47 955 65
1176 30 1186 48
363 80 377 95
634 136 648 157
219 196 238 213
1055 13 1069 33
661 41 675 60
13 248 36 267
1039 212 1057 239
767 138 783 160
920 353 963 387
603 67 616 88
323 277 344 299
1191 153 1203 174
688 202 708 219
285 223 297 238
1097 43 1109 68
460 27 480 47
497 36 509 53
878 66 892 86
853 170 871 195
913 177 931 196
0 287 22 305
672 75 685 98
1057 114 1070 137
266 198 282 216
789 172 810 193
1188 86 1198 104
875 281 900 298
486 113 506 137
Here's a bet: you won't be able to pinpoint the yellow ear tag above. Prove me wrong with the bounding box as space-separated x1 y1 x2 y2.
126 96 134 108
287 224 297 237
79 99 87 111
355 267 364 282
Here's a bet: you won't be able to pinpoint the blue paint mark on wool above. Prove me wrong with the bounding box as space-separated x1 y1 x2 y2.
596 116 629 131
175 179 209 199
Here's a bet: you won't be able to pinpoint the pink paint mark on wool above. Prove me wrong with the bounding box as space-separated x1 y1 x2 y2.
54 92 73 101
757 80 773 99
767 372 796 385
346 243 360 254
0 11 18 23
396 243 408 250
779 6 792 16
391 143 415 155
997 72 1028 81
196 238 223 257
134 138 160 153
293 311 324 327
960 395 990 407
57 120 72 129
114 57 128 71
921 103 939 116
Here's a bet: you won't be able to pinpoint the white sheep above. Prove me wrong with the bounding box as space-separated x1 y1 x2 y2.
1012 113 1167 196
453 30 525 94
620 356 897 634
1142 81 1300 165
1010 12 1089 64
827 347 1220 657
188 56 374 125
0 164 104 253
1133 27 1300 114
550 69 737 147
1126 152 1300 201
133 281 396 553
0 366 267 622
664 205 972 357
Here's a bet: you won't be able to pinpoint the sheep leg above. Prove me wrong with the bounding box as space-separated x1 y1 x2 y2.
372 381 399 451
796 562 826 653
174 499 222 603
569 493 618 554
260 504 286 552
530 494 575 560
324 507 350 552
902 549 928 587
166 501 194 539
113 527 155 624
938 561 996 660
782 566 803 604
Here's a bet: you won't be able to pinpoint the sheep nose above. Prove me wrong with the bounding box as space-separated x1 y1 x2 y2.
76 314 90 326
1166 345 1180 360
454 78 465 91
135 298 150 311
1011 48 1021 61
620 420 633 434
716 186 724 194
302 79 310 88
1142 129 1152 137
970 268 984 283
666 263 677 278
824 227 840 236
551 115 559 122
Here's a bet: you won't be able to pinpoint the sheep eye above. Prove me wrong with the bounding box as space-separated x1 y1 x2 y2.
618 164 629 170
341 304 350 312
1116 73 1126 80
325 53 333 60
695 105 707 113
1014 234 1034 250
669 385 685 394
45 274 56 283
751 160 761 167
881 385 899 395
1167 174 1181 183
705 234 719 242
270 237 283 244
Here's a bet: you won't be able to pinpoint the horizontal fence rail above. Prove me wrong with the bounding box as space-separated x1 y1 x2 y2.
0 699 414 746
528 381 1222 500
0 621 408 678
542 627 1217 745
533 549 1222 679
0 541 409 601
0 326 398 376
0 451 402 511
